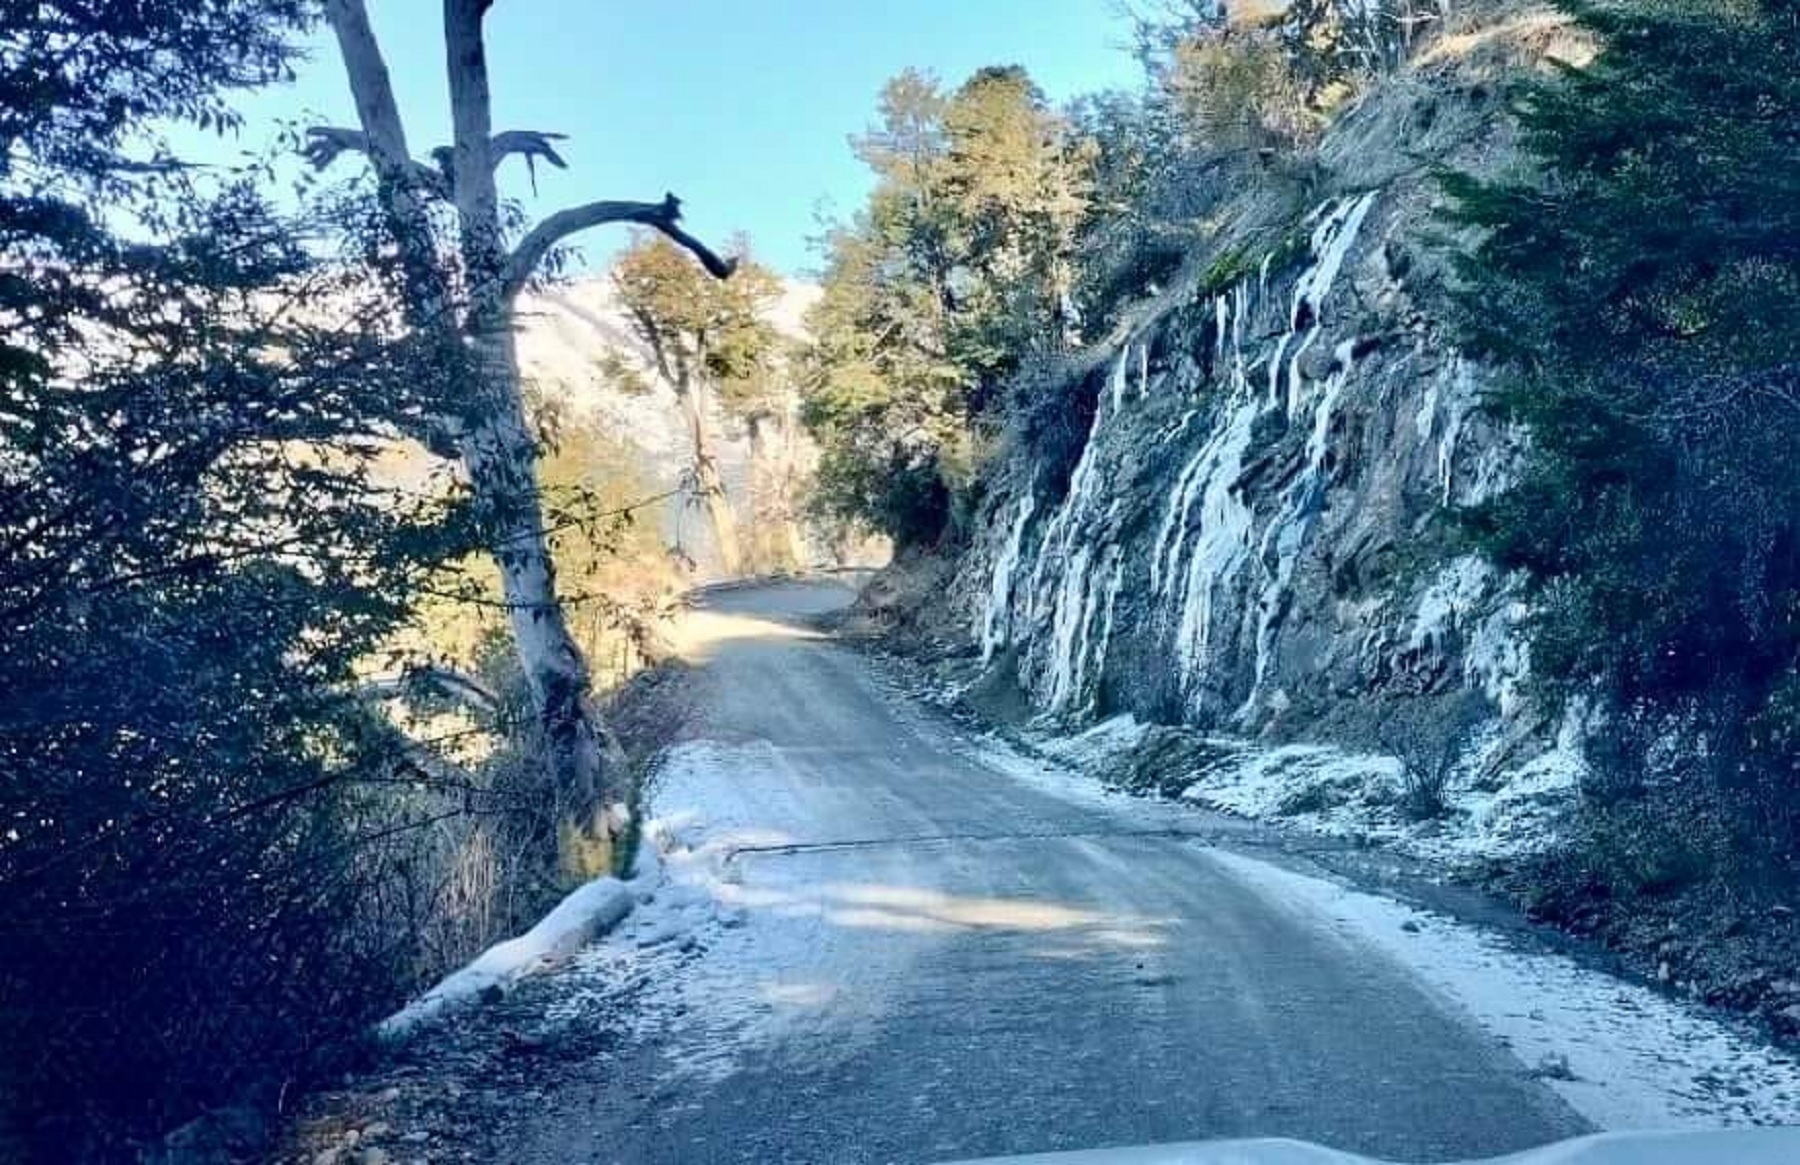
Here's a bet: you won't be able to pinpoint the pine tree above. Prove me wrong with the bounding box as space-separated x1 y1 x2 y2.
801 66 1095 545
1445 0 1800 856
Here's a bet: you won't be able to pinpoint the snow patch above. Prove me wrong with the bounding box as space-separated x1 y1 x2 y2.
1408 555 1495 652
1177 735 1579 867
379 870 637 1039
1207 849 1800 1131
943 1129 1800 1165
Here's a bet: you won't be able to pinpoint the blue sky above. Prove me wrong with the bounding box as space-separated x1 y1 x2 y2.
191 1 1143 277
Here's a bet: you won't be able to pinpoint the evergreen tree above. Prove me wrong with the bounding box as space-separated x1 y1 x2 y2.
801 66 1095 545
1445 0 1800 858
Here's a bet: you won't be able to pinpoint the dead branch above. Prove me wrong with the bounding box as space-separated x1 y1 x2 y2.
502 192 736 301
303 125 450 197
488 129 568 192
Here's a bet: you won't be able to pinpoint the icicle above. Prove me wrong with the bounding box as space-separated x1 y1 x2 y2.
1275 191 1380 418
1042 545 1094 713
1308 341 1358 473
1138 343 1150 399
1285 328 1318 420
1022 347 1134 713
1415 381 1439 443
1235 342 1360 722
1088 552 1127 709
1267 331 1292 406
980 491 1036 661
1233 281 1248 355
1438 356 1473 503
1169 398 1258 691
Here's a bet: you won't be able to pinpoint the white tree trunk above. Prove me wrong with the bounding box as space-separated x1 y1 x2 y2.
445 0 618 813
462 316 617 810
321 0 738 821
325 0 619 817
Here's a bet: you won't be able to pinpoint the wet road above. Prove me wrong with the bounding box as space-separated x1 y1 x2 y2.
509 580 1587 1164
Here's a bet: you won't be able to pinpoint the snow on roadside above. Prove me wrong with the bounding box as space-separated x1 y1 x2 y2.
1206 848 1800 1130
944 1129 1800 1165
981 707 1583 871
1171 727 1583 868
379 872 638 1039
377 740 795 1041
539 739 935 1086
1039 713 1153 770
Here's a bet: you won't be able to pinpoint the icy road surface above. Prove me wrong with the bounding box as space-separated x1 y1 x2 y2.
507 580 1800 1164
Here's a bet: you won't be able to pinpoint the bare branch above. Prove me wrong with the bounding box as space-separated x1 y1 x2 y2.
303 126 565 198
503 191 737 301
302 125 450 198
361 663 500 715
321 0 455 330
489 129 568 192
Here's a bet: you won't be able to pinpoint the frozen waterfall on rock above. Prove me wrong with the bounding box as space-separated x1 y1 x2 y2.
979 189 1382 720
1157 192 1380 717
1019 348 1135 716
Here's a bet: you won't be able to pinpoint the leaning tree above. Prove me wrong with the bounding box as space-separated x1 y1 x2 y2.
308 0 734 821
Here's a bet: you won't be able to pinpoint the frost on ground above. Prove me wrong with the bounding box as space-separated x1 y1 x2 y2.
1006 711 1582 871
1180 736 1582 868
1205 849 1800 1130
537 740 934 1088
375 739 797 1041
944 1129 1800 1165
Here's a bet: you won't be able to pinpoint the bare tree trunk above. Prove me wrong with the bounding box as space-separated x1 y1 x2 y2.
442 0 618 819
324 0 613 822
318 0 736 835
462 315 618 815
677 379 742 577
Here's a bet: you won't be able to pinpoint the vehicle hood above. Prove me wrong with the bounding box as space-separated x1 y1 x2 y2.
939 1129 1800 1165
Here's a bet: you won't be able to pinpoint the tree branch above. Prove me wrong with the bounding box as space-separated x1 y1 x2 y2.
304 127 567 199
361 663 500 716
321 0 457 332
502 192 736 301
303 125 450 198
488 129 568 192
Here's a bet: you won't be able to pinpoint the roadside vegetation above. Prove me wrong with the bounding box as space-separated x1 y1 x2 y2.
798 0 1410 548
1442 0 1800 981
0 2 733 1158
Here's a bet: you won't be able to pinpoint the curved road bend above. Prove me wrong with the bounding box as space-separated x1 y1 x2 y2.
511 579 1588 1164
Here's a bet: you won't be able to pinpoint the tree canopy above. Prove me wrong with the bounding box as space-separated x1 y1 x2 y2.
1446 0 1800 847
800 65 1095 545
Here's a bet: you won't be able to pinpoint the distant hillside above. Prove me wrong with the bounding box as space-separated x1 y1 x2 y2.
513 276 820 577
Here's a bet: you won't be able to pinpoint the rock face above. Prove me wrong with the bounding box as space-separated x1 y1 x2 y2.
960 17 1585 767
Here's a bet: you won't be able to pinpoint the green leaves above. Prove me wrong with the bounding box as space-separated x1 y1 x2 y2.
0 4 484 1149
801 65 1094 545
611 232 785 416
1444 0 1800 812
